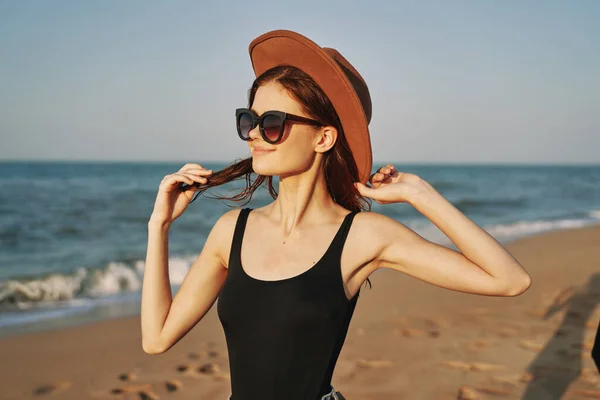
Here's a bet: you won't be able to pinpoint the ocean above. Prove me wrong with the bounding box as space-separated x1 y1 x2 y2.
0 161 598 337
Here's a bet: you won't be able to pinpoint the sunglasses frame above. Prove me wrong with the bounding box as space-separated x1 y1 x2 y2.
235 108 324 144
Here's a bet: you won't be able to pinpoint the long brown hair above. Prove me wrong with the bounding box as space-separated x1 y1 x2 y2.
191 65 371 213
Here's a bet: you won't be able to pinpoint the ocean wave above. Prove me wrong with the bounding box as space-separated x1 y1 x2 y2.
0 256 195 311
405 212 600 247
484 218 594 240
589 209 600 219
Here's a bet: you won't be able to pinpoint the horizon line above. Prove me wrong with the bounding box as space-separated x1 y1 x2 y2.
0 159 599 167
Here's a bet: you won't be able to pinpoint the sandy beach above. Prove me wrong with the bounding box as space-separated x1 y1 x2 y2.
1 225 599 400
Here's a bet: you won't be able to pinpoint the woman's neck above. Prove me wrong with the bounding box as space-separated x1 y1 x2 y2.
266 169 340 233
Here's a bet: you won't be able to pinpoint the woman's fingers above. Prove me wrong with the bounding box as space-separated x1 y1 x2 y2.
160 175 193 192
175 173 210 191
372 172 384 182
163 173 193 185
370 164 397 187
155 164 216 193
160 172 207 192
178 166 213 175
380 164 395 175
177 171 209 183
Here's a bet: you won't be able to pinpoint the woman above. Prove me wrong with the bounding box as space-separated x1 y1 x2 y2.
141 30 531 400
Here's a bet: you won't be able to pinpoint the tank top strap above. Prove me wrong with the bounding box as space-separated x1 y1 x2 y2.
228 207 252 270
329 210 359 253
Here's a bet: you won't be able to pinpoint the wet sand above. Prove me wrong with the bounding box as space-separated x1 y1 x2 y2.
1 225 599 400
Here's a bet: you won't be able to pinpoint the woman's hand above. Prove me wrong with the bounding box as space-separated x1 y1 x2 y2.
149 163 213 226
355 164 433 204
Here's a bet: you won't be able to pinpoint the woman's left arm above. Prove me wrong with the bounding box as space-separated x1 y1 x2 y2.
355 165 532 297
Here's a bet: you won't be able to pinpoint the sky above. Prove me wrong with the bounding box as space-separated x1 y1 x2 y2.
0 0 599 164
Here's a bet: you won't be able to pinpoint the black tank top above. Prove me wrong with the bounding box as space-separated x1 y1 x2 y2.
217 208 360 400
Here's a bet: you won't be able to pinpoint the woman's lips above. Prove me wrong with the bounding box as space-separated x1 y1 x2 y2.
251 148 275 155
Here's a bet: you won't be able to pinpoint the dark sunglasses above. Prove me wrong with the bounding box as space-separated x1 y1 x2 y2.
235 108 323 144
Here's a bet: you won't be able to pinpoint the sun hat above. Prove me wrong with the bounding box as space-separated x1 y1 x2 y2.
248 30 373 184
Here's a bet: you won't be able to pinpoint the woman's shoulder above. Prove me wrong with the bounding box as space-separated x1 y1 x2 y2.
353 210 404 226
352 211 414 241
214 208 244 227
207 209 244 245
204 208 247 265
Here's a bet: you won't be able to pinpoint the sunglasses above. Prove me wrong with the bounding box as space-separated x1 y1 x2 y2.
235 108 324 144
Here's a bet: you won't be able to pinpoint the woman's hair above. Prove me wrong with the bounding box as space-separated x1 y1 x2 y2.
191 65 372 214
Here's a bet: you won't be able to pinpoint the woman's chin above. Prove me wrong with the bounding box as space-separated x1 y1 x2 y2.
252 159 280 177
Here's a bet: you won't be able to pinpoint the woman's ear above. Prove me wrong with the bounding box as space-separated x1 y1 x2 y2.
314 126 338 154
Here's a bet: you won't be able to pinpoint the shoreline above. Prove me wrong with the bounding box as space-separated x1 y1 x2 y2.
1 224 599 399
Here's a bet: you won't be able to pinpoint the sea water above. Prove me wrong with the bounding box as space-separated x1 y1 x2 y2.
0 161 598 337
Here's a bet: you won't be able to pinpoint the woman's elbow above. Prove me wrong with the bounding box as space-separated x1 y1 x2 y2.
501 272 532 297
142 338 168 355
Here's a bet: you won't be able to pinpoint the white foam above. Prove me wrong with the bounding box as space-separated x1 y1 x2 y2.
485 218 591 240
133 256 196 285
0 268 87 307
82 262 141 297
402 214 600 247
168 256 196 285
588 209 600 219
0 255 198 310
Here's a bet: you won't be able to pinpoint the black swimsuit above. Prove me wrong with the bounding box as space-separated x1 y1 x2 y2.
217 208 360 400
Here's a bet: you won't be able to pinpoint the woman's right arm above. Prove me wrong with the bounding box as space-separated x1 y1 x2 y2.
141 210 238 354
140 163 235 354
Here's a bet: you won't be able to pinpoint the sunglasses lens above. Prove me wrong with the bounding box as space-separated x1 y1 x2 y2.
262 114 283 142
238 112 254 139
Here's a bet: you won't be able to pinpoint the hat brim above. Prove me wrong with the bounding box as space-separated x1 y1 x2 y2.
249 30 372 184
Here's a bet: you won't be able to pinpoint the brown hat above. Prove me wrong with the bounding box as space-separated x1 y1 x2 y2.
248 30 373 184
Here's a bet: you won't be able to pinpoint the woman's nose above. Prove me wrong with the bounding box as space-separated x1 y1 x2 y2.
248 124 261 140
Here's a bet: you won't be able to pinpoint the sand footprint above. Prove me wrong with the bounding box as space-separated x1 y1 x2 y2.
111 384 151 395
110 380 183 399
456 385 478 400
175 364 202 379
198 363 221 375
456 384 512 400
33 381 72 396
138 391 159 400
176 364 190 373
118 372 137 381
111 384 160 399
425 317 450 329
394 328 425 338
197 363 230 382
441 361 505 372
175 362 228 381
165 379 182 392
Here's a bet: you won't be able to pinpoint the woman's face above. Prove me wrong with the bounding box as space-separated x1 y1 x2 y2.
247 81 335 178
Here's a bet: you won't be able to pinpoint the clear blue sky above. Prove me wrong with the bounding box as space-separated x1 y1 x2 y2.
1 0 598 164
